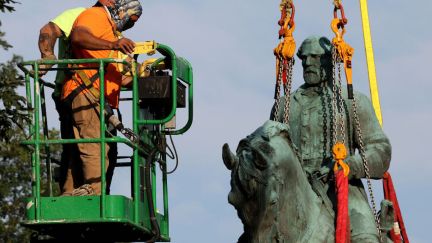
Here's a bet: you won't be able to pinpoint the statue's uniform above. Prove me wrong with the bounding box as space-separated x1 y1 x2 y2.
272 83 391 242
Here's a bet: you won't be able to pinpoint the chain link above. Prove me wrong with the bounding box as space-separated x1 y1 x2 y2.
331 47 347 146
352 95 382 240
283 58 294 124
336 57 346 145
332 49 337 146
333 43 382 241
273 56 294 124
273 57 284 121
321 84 334 159
331 48 342 145
321 91 328 159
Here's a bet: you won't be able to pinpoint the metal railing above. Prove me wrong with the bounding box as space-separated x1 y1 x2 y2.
18 43 193 240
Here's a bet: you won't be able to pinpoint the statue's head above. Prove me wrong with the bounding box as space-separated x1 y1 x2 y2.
222 121 298 229
297 36 332 85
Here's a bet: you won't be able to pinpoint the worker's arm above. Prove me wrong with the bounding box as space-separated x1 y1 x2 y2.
121 76 133 88
38 22 62 58
70 26 136 55
34 22 62 76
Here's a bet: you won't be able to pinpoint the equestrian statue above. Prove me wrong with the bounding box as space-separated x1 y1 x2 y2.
222 36 396 243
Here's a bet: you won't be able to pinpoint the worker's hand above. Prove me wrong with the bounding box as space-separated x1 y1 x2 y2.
114 38 135 55
30 54 56 78
120 55 135 76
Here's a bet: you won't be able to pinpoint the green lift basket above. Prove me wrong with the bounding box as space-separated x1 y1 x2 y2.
18 42 193 242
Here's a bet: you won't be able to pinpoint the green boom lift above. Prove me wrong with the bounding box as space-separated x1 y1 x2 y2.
18 41 193 242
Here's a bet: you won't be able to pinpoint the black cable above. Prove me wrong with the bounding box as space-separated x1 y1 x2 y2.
164 142 175 160
145 148 161 242
153 131 178 174
165 133 179 175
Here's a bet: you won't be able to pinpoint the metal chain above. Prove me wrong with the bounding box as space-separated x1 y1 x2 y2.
336 58 346 145
327 87 334 149
331 48 339 145
352 95 382 240
331 48 347 145
273 57 284 121
321 84 333 158
283 58 294 124
333 46 382 240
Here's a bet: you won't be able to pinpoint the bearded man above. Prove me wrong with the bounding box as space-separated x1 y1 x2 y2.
271 36 391 242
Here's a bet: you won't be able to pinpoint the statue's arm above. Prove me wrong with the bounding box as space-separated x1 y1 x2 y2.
346 93 392 179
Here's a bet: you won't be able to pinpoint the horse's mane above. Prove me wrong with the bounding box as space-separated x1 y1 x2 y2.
237 120 291 157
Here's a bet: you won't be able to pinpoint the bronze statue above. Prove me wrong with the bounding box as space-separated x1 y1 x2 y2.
223 36 393 242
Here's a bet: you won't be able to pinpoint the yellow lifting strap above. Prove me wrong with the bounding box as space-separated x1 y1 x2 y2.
359 0 383 126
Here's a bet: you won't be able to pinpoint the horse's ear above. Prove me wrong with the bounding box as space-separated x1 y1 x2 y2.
222 143 238 170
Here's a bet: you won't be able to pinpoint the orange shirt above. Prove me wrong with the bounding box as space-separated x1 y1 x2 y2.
61 6 122 108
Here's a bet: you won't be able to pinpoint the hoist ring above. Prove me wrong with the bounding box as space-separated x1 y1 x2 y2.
333 4 348 26
331 18 346 39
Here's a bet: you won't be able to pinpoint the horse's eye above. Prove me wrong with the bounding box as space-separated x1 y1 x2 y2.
242 150 252 160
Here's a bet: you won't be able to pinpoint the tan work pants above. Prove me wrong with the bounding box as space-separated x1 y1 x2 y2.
62 92 109 195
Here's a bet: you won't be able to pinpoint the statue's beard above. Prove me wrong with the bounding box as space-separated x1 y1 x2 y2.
304 71 321 85
303 67 328 85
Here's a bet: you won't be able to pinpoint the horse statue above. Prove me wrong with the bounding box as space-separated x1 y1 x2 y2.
222 120 335 242
222 120 395 243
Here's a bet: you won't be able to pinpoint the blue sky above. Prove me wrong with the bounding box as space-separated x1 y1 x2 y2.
1 0 431 242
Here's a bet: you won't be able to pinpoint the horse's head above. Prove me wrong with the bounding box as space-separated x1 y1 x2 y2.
222 121 297 228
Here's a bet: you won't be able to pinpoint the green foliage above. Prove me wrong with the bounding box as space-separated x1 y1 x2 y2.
0 55 29 140
0 127 32 242
0 27 12 50
0 0 19 50
0 54 33 241
0 1 60 241
0 0 19 13
0 33 32 243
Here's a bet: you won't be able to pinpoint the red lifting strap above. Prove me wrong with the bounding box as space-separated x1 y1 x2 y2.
383 172 409 243
335 169 351 243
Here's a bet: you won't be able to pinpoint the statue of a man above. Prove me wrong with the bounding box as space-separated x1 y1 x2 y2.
271 36 391 242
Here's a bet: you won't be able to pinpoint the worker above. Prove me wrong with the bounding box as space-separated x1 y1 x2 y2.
270 36 391 242
59 0 142 196
36 0 119 195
